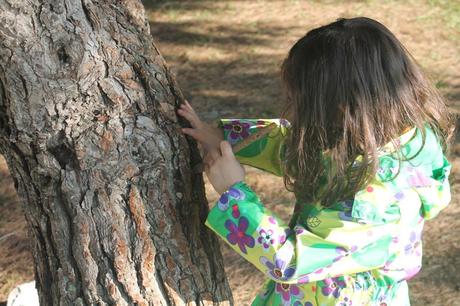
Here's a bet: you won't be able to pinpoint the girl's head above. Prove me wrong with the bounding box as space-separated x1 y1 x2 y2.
280 16 455 206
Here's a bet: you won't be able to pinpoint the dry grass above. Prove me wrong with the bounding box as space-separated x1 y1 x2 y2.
146 1 460 305
0 156 34 301
1 0 459 304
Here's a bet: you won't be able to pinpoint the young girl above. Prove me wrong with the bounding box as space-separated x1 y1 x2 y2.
177 17 454 306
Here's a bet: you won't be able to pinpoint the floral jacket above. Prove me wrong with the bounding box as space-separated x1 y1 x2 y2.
204 119 451 306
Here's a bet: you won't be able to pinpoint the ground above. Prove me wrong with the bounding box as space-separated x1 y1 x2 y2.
1 0 459 305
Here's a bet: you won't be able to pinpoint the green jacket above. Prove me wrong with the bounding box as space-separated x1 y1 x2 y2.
205 119 451 306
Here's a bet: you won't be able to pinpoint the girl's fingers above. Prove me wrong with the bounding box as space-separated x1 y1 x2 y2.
181 128 204 142
181 100 193 113
220 141 234 158
184 103 200 121
178 109 200 128
184 100 200 119
180 102 190 112
184 99 193 110
178 105 203 128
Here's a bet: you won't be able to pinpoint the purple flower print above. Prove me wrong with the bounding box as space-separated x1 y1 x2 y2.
279 118 291 127
404 265 421 280
404 231 421 256
297 274 310 284
268 216 278 225
224 217 255 254
279 228 293 244
293 302 313 306
321 277 346 298
338 199 354 221
257 285 272 301
417 215 424 224
257 228 275 251
294 225 305 234
260 254 296 281
383 255 396 272
315 268 324 275
394 191 405 201
377 293 388 305
338 296 353 306
231 204 240 218
333 246 348 262
217 187 245 211
275 283 304 306
223 120 251 144
407 168 432 187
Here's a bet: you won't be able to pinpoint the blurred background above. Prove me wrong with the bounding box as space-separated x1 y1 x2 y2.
1 0 459 305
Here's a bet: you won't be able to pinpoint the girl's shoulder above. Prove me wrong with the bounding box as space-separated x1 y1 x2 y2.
376 124 445 179
350 124 449 222
299 126 451 226
377 124 442 158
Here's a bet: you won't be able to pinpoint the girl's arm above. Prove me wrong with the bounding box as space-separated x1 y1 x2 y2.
177 100 290 176
218 119 290 176
205 180 400 284
415 153 452 220
205 153 452 284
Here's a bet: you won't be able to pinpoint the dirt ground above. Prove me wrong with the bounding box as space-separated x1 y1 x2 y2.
1 0 459 304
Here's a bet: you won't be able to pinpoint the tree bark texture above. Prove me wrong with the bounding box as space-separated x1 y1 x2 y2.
0 0 233 305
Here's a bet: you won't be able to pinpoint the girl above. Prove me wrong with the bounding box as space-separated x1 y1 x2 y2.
177 17 455 306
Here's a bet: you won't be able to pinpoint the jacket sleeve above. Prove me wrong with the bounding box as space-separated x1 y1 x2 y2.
204 180 401 284
218 119 290 176
414 154 452 220
398 125 453 220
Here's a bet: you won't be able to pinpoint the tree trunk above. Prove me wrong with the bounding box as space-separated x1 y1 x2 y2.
0 0 233 305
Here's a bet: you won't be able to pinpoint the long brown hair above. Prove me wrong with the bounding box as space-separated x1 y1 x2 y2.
280 17 455 207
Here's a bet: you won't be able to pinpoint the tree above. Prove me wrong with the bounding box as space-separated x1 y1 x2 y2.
0 0 233 305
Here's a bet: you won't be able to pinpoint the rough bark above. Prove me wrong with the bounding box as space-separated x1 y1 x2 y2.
0 0 233 305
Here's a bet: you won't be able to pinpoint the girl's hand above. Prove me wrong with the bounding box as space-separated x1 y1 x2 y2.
204 141 245 194
177 100 224 153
